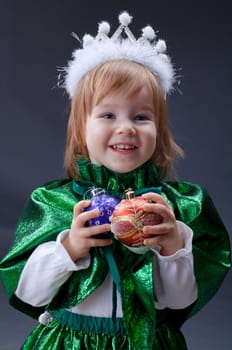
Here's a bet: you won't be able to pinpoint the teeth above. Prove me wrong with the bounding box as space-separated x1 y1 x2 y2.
112 144 135 150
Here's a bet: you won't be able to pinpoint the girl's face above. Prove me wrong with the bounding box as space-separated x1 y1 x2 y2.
85 87 157 173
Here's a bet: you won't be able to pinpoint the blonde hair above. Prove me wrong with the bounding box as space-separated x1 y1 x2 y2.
64 60 183 179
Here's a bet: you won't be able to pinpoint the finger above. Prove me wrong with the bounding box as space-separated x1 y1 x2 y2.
86 223 111 237
141 192 169 207
143 202 175 221
73 202 107 228
75 208 104 228
86 237 113 248
143 235 163 246
143 222 173 235
73 200 91 219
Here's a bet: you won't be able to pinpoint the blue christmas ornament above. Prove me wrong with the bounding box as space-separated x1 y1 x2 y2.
84 187 119 238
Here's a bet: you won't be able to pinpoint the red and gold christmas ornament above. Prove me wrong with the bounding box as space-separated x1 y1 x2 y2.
110 190 162 247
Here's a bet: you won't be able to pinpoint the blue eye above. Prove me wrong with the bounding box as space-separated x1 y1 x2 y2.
135 115 148 121
102 113 114 119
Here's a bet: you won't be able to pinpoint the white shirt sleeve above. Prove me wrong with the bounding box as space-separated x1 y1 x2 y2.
15 230 91 307
16 222 197 315
152 221 198 309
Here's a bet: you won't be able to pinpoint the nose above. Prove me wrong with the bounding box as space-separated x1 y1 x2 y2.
115 120 136 136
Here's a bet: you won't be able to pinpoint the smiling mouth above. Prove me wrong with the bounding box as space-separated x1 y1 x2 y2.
111 144 137 151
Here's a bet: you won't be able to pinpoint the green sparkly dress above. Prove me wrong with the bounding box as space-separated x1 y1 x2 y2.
0 159 231 350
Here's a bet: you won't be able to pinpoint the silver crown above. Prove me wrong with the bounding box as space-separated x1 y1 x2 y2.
61 11 175 98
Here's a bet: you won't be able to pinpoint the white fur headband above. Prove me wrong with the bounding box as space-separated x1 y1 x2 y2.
62 11 175 98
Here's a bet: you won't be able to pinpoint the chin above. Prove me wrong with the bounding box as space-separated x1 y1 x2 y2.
107 163 142 174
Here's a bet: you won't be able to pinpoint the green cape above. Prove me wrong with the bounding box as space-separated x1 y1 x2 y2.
0 160 231 349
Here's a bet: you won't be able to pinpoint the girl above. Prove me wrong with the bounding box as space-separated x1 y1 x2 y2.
0 12 230 350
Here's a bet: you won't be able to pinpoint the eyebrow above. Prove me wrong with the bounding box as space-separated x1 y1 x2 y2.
95 103 118 109
95 103 154 113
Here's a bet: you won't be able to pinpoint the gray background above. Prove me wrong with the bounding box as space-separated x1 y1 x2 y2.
0 0 231 349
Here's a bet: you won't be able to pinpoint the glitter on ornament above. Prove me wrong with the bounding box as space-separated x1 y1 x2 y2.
110 190 162 247
84 187 119 238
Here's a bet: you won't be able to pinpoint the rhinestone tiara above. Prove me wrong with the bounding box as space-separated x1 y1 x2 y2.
62 11 175 98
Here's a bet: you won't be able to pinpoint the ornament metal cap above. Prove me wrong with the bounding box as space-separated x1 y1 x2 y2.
125 189 135 200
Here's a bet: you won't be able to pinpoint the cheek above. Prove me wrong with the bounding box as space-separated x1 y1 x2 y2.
147 127 157 155
85 120 93 151
150 137 157 156
148 125 157 145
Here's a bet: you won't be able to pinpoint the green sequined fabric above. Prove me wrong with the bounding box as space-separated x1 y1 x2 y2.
0 159 231 350
20 318 188 350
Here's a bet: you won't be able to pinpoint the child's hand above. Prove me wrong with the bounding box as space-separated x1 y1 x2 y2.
141 193 184 256
62 200 112 261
